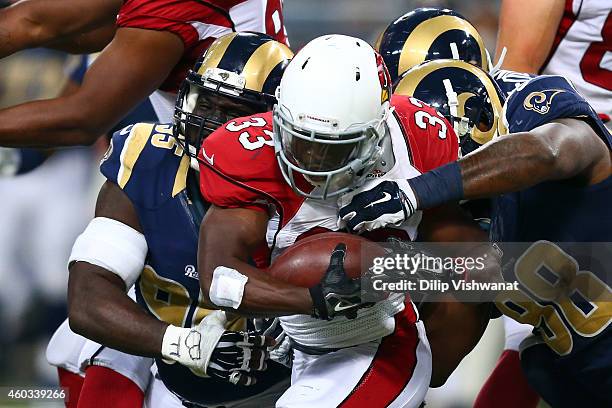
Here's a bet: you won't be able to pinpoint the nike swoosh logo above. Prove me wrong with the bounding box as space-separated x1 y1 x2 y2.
201 148 214 166
334 302 357 312
365 192 392 208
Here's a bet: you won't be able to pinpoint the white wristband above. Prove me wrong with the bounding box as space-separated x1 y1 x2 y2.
209 266 248 309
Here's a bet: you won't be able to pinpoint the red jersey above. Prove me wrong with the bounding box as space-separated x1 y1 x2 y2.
199 94 458 251
117 0 289 93
198 95 458 348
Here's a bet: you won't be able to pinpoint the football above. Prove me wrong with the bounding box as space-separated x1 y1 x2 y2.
267 231 386 287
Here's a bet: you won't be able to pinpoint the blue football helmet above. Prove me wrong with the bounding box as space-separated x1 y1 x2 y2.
376 8 490 86
173 32 293 158
395 59 506 156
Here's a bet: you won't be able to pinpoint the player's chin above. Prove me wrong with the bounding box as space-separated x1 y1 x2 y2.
304 173 354 192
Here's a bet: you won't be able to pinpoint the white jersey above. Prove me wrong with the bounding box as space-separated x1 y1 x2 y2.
200 95 460 350
274 113 423 349
540 0 611 122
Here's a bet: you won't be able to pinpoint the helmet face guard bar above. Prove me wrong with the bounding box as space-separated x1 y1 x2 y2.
173 69 276 159
272 106 384 200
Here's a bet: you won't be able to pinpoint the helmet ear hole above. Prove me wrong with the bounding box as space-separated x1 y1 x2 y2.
396 59 505 152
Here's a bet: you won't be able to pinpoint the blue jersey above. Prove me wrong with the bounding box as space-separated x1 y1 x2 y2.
100 123 288 405
488 75 612 402
491 69 536 99
490 74 612 243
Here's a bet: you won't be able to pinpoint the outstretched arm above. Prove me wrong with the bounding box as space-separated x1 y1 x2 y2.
45 23 117 54
198 205 313 316
415 118 611 206
459 119 611 199
0 27 183 147
0 0 121 58
340 119 611 232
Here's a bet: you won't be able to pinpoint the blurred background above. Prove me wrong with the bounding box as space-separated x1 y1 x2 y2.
0 1 502 407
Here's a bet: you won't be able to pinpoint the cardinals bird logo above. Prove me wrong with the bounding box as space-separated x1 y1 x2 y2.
375 51 392 104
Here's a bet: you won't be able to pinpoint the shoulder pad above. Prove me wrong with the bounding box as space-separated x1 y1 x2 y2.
101 123 191 208
198 112 301 211
391 95 459 172
504 75 612 148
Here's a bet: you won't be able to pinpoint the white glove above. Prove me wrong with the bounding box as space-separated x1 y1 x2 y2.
0 147 20 177
161 311 271 385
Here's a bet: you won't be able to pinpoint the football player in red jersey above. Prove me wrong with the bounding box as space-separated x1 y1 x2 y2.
0 0 288 175
196 34 494 407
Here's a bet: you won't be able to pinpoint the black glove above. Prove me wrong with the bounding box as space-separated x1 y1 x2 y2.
338 180 417 233
309 243 370 320
206 330 272 386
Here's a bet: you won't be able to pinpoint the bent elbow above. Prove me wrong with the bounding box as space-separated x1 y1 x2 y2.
67 302 89 337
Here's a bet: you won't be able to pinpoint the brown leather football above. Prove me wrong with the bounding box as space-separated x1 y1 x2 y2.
267 232 386 287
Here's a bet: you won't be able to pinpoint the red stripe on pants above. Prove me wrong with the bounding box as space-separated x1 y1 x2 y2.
340 304 419 408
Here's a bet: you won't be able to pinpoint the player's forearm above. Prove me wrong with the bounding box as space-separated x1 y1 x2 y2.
45 22 116 54
495 0 565 72
411 129 589 209
459 131 563 199
0 0 120 57
0 98 105 147
199 206 313 316
199 259 312 317
68 265 168 358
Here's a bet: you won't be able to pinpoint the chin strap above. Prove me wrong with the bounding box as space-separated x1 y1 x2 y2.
443 78 470 141
489 47 507 75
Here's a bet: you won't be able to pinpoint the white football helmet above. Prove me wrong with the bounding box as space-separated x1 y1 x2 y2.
273 34 392 200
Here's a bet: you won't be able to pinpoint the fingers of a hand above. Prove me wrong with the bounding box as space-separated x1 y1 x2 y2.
328 243 347 269
229 371 257 386
240 333 274 348
247 348 269 371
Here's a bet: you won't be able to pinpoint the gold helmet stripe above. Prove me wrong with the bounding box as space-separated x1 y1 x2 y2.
242 41 294 92
457 91 477 117
196 32 239 75
398 15 488 76
395 59 504 144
